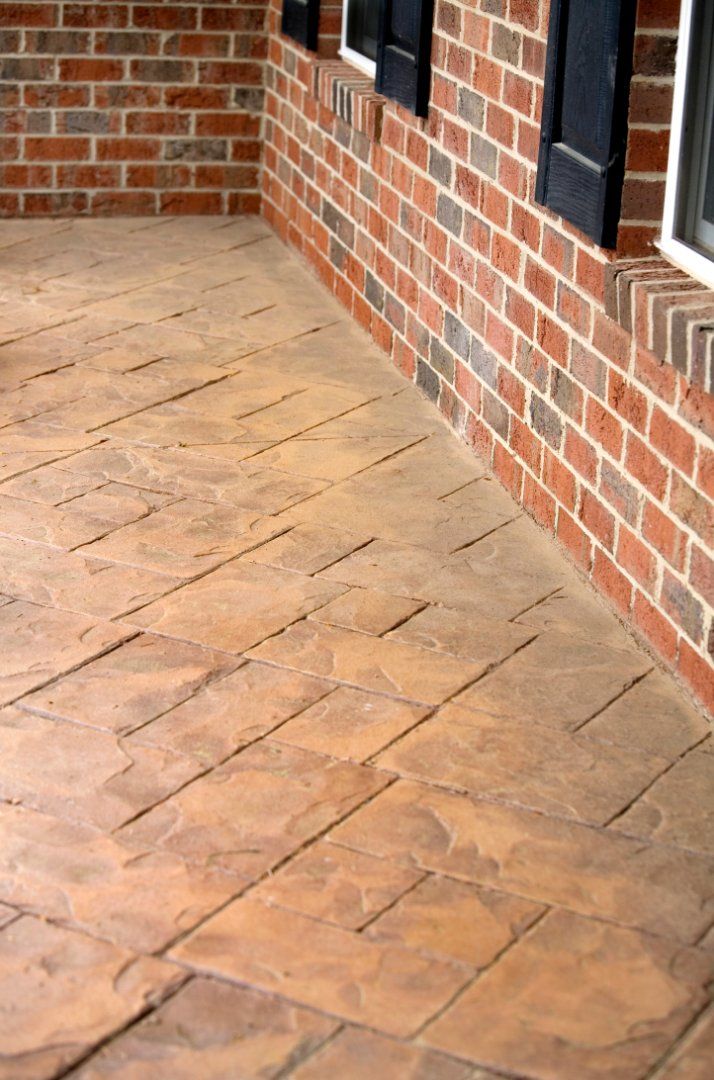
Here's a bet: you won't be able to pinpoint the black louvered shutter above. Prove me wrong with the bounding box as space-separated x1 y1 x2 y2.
375 0 434 118
535 0 637 249
281 0 320 51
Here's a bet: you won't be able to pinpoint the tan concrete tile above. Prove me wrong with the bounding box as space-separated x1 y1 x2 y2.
171 898 468 1037
387 604 535 665
98 321 245 366
61 481 176 525
612 749 714 853
0 803 239 952
0 600 128 706
309 587 425 634
286 477 507 553
291 1028 478 1080
0 330 98 388
0 464 102 505
244 522 369 574
127 561 345 653
456 632 652 730
240 326 423 397
424 911 714 1080
127 661 330 766
0 421 100 481
96 402 270 457
0 903 17 930
61 444 327 512
331 780 714 942
0 915 183 1080
656 1010 714 1080
75 346 158 373
239 383 372 442
22 633 236 735
176 366 311 417
276 686 430 761
365 875 542 967
320 538 562 618
248 621 482 704
120 740 389 877
251 839 421 929
80 498 284 578
582 670 711 758
0 536 180 619
0 492 122 550
0 707 201 830
377 703 668 825
249 432 420 481
72 978 338 1080
516 584 641 652
81 283 199 324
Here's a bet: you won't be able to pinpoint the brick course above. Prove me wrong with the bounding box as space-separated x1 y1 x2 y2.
0 1 268 214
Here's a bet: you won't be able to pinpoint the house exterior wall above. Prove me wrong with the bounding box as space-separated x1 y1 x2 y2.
261 0 714 714
0 1 268 214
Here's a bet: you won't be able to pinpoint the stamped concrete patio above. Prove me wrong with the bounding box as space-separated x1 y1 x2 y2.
0 216 712 1079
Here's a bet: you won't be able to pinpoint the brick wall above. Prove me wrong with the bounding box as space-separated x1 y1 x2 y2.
261 0 714 714
0 1 268 214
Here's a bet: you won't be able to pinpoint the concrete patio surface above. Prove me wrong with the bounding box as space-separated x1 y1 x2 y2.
0 216 712 1079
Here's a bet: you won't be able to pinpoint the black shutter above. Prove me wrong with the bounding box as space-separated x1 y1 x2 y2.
375 0 434 118
281 0 320 51
535 0 637 249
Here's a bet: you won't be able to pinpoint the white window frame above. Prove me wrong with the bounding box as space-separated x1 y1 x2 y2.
340 1 377 79
659 0 714 288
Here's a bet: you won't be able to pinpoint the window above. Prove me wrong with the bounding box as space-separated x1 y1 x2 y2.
661 0 714 287
341 0 379 77
281 0 435 118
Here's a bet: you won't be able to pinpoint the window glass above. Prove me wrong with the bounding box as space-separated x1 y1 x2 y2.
345 0 379 63
678 0 714 257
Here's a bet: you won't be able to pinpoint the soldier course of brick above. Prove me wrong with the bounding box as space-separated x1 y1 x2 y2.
1 0 713 715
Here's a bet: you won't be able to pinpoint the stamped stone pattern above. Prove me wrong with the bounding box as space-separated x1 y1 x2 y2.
0 218 710 1078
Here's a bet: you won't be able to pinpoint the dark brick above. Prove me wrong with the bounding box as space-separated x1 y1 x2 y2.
322 201 355 247
417 359 440 402
458 87 485 128
444 312 471 361
429 147 452 186
600 461 640 526
661 571 704 643
530 394 563 449
430 337 455 382
365 271 384 313
437 194 463 237
483 388 510 439
164 138 226 161
470 338 498 388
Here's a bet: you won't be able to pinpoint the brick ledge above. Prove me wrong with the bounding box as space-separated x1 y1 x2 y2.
312 59 385 143
605 256 714 393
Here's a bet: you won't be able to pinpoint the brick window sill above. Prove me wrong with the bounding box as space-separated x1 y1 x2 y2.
312 59 385 143
605 256 714 394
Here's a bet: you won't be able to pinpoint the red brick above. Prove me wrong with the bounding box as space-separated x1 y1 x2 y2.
592 548 633 616
625 433 668 500
580 490 616 551
632 592 678 665
25 137 90 161
678 641 714 716
586 399 624 459
642 500 687 571
557 510 593 572
617 526 657 590
649 406 696 475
